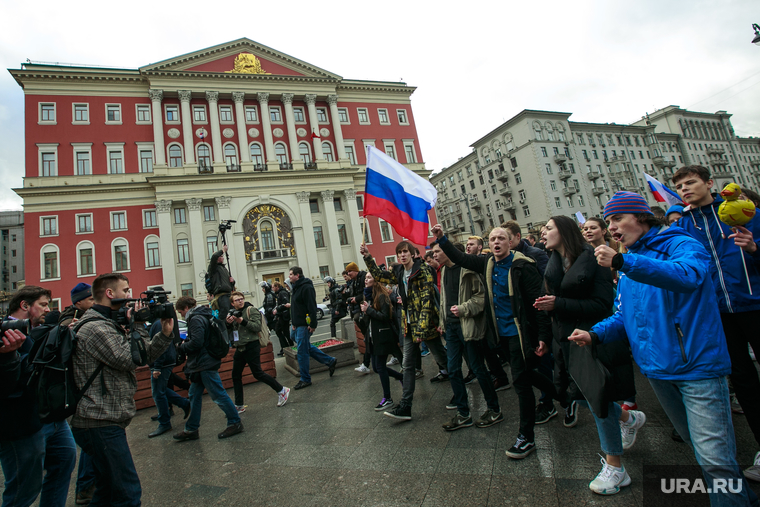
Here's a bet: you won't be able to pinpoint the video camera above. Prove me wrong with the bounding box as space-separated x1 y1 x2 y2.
218 219 236 233
0 319 30 346
113 290 176 327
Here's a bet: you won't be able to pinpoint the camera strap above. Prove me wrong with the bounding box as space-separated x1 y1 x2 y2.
129 319 148 366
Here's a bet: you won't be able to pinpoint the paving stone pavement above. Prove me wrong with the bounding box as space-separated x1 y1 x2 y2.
7 349 760 506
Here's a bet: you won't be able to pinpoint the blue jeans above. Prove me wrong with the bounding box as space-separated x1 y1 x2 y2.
446 320 499 416
292 326 336 383
0 421 76 507
185 370 241 432
577 400 623 456
648 376 759 507
75 448 96 495
71 425 140 507
151 366 190 428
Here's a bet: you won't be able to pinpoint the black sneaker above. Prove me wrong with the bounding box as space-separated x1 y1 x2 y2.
475 409 504 428
446 396 457 410
430 372 450 383
535 403 558 425
564 400 578 428
328 359 337 377
494 378 511 392
218 422 244 439
293 380 312 390
384 405 412 421
442 413 473 431
671 427 684 443
505 434 535 459
173 430 199 442
463 371 477 385
374 398 393 411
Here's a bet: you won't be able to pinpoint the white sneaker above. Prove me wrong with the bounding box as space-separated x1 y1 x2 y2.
386 357 399 366
235 405 246 414
589 456 631 495
744 451 760 482
620 410 646 450
277 387 291 408
355 364 371 374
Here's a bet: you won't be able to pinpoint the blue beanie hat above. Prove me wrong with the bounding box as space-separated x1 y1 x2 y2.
71 283 92 304
603 191 654 219
666 205 684 217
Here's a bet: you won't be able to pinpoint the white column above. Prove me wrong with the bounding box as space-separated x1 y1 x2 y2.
344 189 366 270
154 199 177 294
185 198 205 293
305 94 324 160
295 191 319 279
232 92 250 163
206 91 223 167
282 93 301 163
320 190 344 274
149 90 166 166
232 231 250 296
178 91 195 165
327 94 347 160
257 93 276 163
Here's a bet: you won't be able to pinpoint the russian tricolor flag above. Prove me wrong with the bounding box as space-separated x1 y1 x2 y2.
363 146 437 245
644 173 683 209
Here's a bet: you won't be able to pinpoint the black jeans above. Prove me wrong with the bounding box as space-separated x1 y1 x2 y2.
485 339 510 384
371 354 403 398
275 318 293 350
552 340 578 409
330 308 346 338
505 335 557 442
231 342 283 405
722 310 760 446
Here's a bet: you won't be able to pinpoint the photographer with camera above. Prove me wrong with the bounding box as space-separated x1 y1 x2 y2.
272 281 294 356
260 281 277 332
0 285 76 507
174 296 243 441
324 276 346 339
226 292 290 411
71 274 174 506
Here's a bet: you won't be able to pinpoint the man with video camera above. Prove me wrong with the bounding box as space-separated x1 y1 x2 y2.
272 281 294 356
0 285 76 507
208 230 236 319
71 273 174 507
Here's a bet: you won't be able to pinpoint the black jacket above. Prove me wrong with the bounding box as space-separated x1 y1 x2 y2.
275 288 291 322
208 251 234 295
290 276 318 328
0 317 42 441
360 294 400 356
514 239 549 276
149 319 178 370
178 305 221 374
438 236 549 358
262 289 277 319
347 272 367 315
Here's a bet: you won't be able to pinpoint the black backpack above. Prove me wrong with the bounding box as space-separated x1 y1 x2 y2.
204 272 213 294
193 313 230 360
27 322 104 424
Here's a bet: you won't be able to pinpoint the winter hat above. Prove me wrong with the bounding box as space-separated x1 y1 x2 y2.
666 205 684 218
346 262 360 272
71 283 92 304
603 191 654 219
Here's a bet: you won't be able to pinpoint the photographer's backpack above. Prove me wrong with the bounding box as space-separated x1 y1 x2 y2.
197 313 230 360
27 322 104 423
204 272 214 294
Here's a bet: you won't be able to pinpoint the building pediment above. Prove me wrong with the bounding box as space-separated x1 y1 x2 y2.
139 38 342 80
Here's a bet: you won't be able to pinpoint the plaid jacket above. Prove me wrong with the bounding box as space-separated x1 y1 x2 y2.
71 307 172 429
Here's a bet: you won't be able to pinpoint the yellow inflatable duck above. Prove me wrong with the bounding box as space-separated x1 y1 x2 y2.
718 182 756 227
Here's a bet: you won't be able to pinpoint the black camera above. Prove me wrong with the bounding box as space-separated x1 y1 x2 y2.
228 308 243 319
218 219 236 232
0 319 30 347
113 290 176 325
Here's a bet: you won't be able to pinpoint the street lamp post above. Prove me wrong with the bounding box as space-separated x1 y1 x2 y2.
753 24 760 46
462 193 475 233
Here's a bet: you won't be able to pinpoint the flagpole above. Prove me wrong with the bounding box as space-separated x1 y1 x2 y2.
361 216 367 245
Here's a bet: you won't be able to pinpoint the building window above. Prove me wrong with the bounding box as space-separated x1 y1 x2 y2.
380 220 393 242
139 150 153 173
259 221 276 252
316 107 328 123
73 103 89 123
43 249 59 280
165 105 179 122
293 107 305 123
174 208 187 224
333 198 343 211
203 205 215 221
40 103 56 123
384 142 396 160
515 173 522 184
244 106 258 123
523 206 531 218
113 241 129 272
169 145 183 167
136 104 151 123
338 108 349 123
550 180 557 191
299 143 312 164
356 195 363 210
541 147 548 157
345 145 356 165
378 109 390 124
197 144 211 169
313 226 325 247
269 107 282 123
578 194 585 207
555 197 562 208
519 189 527 201
337 224 349 245
397 109 408 124
193 106 207 123
224 144 238 169
322 142 334 162
206 235 218 259
75 151 90 175
545 164 552 174
404 143 417 163
79 247 94 275
309 199 319 213
181 283 193 297
250 144 263 166
274 143 288 164
219 105 233 122
41 216 58 236
143 209 157 228
177 239 190 263
106 104 121 123
319 266 330 279
110 212 126 231
108 150 123 174
42 152 56 177
77 214 93 233
357 108 369 124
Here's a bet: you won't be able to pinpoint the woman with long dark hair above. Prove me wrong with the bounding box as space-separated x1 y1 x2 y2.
360 273 403 411
534 216 644 495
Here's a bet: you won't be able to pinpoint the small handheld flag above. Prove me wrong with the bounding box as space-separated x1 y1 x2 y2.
644 173 683 209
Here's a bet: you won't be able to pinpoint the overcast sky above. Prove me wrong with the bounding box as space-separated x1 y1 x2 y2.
1 0 758 211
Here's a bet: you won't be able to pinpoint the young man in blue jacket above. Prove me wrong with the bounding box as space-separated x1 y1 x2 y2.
569 191 757 504
672 165 760 482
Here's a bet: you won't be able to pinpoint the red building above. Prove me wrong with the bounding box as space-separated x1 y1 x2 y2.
10 38 435 307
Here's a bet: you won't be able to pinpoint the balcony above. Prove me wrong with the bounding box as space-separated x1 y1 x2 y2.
470 199 482 209
198 162 213 174
496 170 509 182
562 187 578 196
445 225 458 235
503 200 516 211
586 170 600 180
304 161 318 170
553 154 568 164
226 164 241 173
592 187 604 196
472 213 484 222
253 164 268 172
252 248 292 261
709 158 728 167
706 146 725 156
558 169 572 180
457 223 466 232
279 162 294 170
608 153 626 163
498 186 513 197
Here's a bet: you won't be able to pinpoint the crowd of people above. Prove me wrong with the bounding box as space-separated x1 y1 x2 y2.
2 164 760 506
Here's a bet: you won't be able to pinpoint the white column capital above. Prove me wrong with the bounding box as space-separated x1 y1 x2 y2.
178 90 192 102
320 190 334 202
327 94 339 106
232 91 245 104
154 199 172 213
149 89 164 102
304 94 317 106
282 93 294 105
185 198 203 211
206 91 219 102
296 191 310 203
257 92 270 104
215 196 232 209
344 188 357 200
